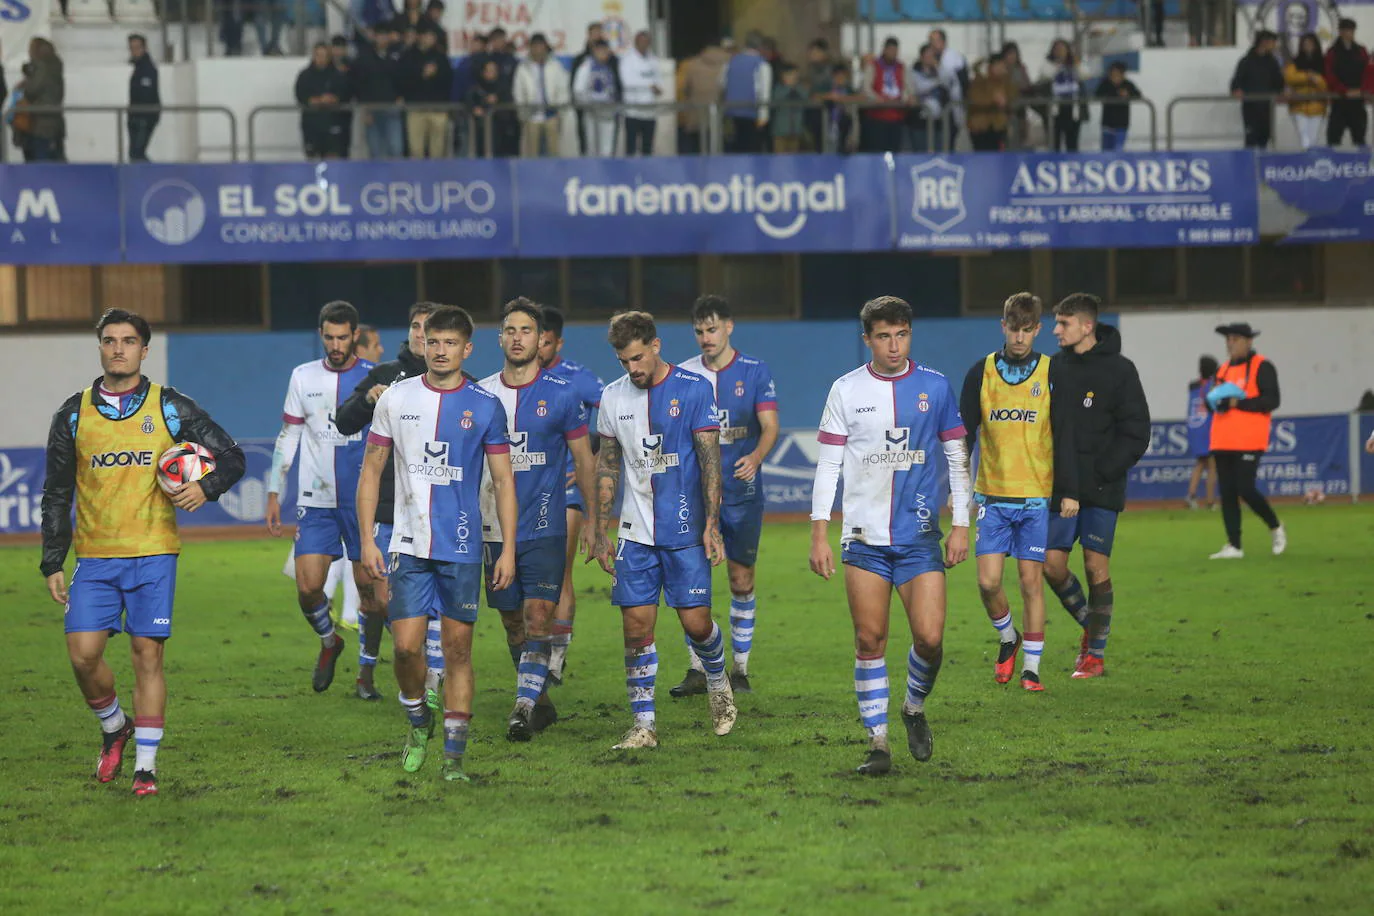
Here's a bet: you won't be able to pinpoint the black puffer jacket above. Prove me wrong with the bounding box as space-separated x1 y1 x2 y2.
1049 324 1151 512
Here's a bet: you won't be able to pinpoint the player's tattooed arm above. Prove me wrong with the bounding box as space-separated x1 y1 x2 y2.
694 428 724 520
594 436 623 537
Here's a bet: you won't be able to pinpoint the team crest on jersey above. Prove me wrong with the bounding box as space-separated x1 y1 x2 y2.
1031 381 1042 398
1084 390 1094 408
734 380 745 398
140 415 155 435
669 398 681 418
917 392 930 413
536 399 548 418
460 410 474 430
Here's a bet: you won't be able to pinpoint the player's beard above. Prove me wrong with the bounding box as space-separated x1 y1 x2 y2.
325 350 351 368
506 349 539 369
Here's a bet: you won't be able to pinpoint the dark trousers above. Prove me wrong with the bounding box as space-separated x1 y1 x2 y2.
677 127 702 154
624 117 656 155
1053 110 1081 151
970 128 1006 151
128 116 158 161
1327 98 1368 147
1213 449 1280 549
861 117 904 153
727 116 762 153
1242 103 1273 148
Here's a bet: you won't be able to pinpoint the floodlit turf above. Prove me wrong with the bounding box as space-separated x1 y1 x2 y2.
3 506 1374 913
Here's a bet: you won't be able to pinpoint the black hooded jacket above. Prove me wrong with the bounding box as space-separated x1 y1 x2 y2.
40 377 246 576
1048 324 1151 512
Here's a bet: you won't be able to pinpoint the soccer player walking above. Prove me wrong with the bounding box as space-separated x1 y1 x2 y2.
588 311 738 749
477 299 597 740
359 306 518 782
537 305 606 688
809 297 971 775
41 309 245 796
1044 294 1150 679
959 293 1078 692
265 302 387 697
674 295 779 695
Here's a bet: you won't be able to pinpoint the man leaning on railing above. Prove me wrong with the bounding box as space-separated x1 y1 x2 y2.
1230 30 1285 149
514 33 569 159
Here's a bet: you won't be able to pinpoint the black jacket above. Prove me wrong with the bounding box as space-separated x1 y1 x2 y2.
960 350 1079 507
1325 40 1369 94
40 377 246 576
1048 325 1151 512
295 63 351 133
1230 51 1284 99
129 54 160 118
1208 353 1280 421
1094 77 1140 130
334 344 475 524
353 46 402 104
400 47 453 103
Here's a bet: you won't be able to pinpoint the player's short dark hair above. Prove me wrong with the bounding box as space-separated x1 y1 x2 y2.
529 31 549 48
883 36 899 49
488 27 507 39
831 62 851 76
319 300 359 331
691 294 732 325
1108 60 1127 74
355 324 377 351
1199 355 1219 378
408 301 439 322
809 38 829 52
502 297 543 334
95 308 152 346
608 310 658 350
425 305 475 340
859 296 912 335
541 305 566 339
1002 292 1042 330
128 33 146 45
1054 293 1100 322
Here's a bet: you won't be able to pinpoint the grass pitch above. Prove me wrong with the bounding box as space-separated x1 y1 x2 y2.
3 506 1374 914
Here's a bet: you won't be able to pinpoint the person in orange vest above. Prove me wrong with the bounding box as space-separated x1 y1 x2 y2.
1206 322 1285 559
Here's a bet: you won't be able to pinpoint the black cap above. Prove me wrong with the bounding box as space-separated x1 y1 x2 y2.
1340 17 1357 31
1215 322 1260 338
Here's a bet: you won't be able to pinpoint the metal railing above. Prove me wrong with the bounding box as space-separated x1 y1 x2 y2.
478 101 724 158
10 104 239 163
247 102 476 160
1166 93 1374 150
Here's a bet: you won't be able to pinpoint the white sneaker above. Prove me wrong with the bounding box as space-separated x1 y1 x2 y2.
612 725 658 749
1271 525 1287 556
1209 544 1244 560
707 681 738 736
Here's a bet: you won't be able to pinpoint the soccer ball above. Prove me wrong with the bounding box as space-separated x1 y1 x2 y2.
157 442 216 495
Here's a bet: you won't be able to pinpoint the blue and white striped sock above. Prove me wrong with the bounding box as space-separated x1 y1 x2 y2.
86 692 127 734
425 616 444 689
133 715 163 772
301 598 335 644
729 592 757 674
690 623 728 690
358 628 377 670
516 639 551 710
443 711 470 761
855 654 889 739
625 641 658 729
904 646 943 713
990 611 1017 644
1023 632 1044 676
682 631 705 673
399 692 429 728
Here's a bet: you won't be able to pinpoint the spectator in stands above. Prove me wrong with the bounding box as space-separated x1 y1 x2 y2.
619 30 663 156
425 1 448 52
1000 42 1032 149
861 37 910 153
823 62 859 153
127 33 160 163
929 28 967 149
573 39 620 156
349 0 398 45
571 22 622 154
677 38 730 154
1285 33 1328 150
722 30 772 154
514 32 569 158
470 58 516 156
1324 18 1368 147
254 0 286 55
17 38 64 162
967 53 1012 152
770 64 808 153
1230 30 1284 148
354 24 405 159
401 27 453 158
1041 39 1087 152
484 28 519 94
803 38 833 152
1095 61 1141 150
1141 0 1165 49
330 36 357 158
909 42 954 152
393 0 435 41
220 2 245 56
451 31 485 156
296 42 349 160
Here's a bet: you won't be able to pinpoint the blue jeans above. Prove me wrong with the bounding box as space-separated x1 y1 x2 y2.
253 0 284 53
365 110 404 159
1100 127 1129 150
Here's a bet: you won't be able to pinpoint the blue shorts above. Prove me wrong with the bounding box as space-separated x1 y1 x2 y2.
388 553 482 624
842 538 943 586
565 483 584 514
611 540 712 609
376 523 443 619
482 537 566 613
66 555 178 639
975 502 1049 563
295 506 361 561
720 499 764 567
1047 506 1119 557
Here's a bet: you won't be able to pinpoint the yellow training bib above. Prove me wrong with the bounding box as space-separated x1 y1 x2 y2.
976 353 1055 500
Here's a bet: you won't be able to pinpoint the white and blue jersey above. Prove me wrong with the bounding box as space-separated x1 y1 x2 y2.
597 366 719 549
271 357 374 509
476 369 590 543
1187 379 1214 458
368 376 509 564
679 351 778 506
817 361 967 547
546 356 604 510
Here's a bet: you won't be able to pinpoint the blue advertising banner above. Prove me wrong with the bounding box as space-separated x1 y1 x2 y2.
1259 151 1374 243
119 160 516 263
1361 414 1374 499
0 165 122 264
515 154 892 258
893 151 1259 250
0 439 293 535
1129 414 1353 501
